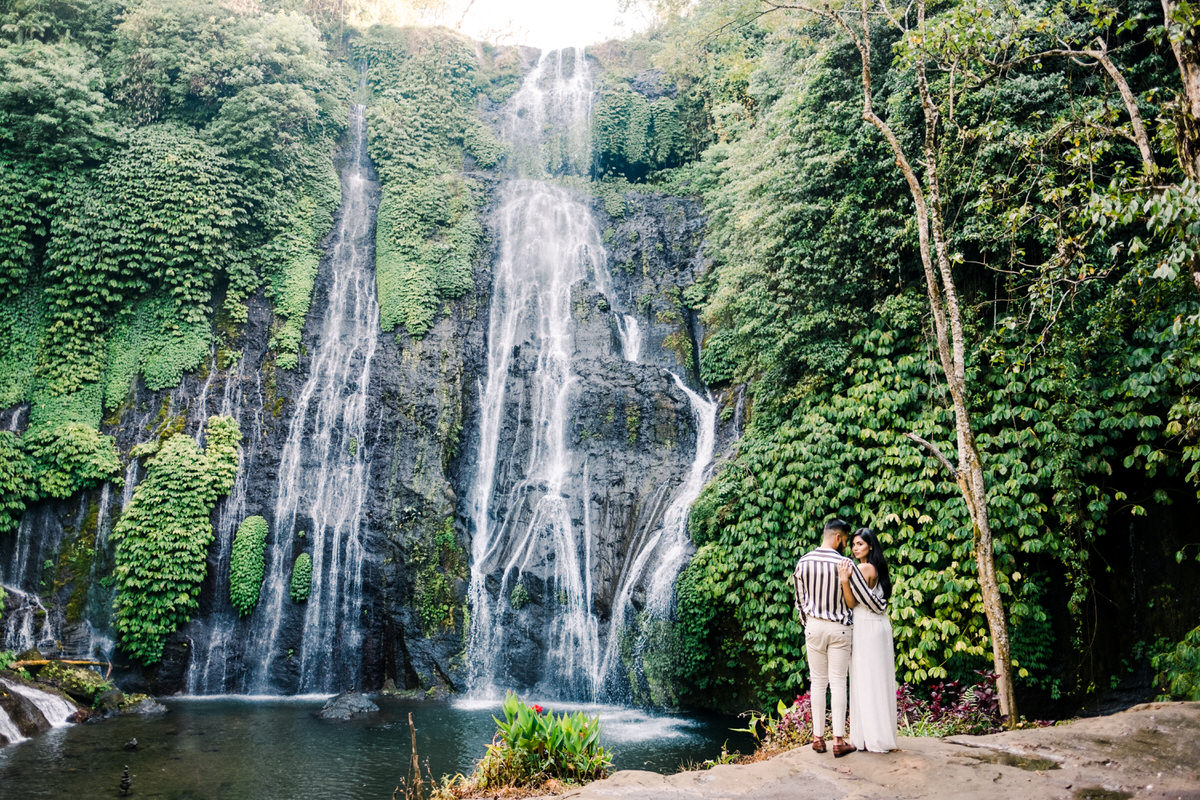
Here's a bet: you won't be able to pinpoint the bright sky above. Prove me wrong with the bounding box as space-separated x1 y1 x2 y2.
444 0 654 48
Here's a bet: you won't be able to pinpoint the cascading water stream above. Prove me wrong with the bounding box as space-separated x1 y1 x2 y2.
246 104 380 694
184 350 268 693
466 180 605 699
466 49 604 699
0 678 76 727
466 48 714 701
598 377 716 685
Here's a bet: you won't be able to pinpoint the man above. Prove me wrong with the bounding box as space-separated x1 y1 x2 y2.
793 517 887 757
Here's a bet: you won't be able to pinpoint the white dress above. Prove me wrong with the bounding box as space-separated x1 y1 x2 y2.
849 580 898 752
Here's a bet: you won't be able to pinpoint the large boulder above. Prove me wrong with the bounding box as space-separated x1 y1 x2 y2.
315 691 379 720
0 682 50 738
35 661 113 705
120 694 167 715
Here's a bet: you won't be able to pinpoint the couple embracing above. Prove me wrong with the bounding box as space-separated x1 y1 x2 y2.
792 518 897 756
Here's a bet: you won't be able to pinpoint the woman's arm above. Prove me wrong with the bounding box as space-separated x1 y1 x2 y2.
858 563 877 588
837 561 857 608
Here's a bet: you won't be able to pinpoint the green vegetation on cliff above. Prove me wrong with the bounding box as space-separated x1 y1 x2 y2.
290 551 313 603
111 415 240 664
355 26 492 338
605 0 1200 710
0 0 344 459
230 515 269 616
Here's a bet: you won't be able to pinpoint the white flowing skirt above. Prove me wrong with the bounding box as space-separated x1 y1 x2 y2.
849 608 898 752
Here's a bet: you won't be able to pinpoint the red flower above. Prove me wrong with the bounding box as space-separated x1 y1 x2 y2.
532 704 544 714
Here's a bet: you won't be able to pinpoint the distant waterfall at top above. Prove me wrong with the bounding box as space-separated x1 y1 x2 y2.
466 49 715 701
244 104 380 694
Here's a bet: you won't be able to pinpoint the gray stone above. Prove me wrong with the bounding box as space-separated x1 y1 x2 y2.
316 691 380 720
120 697 167 715
557 702 1200 800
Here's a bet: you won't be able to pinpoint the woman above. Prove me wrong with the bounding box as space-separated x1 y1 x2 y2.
837 527 898 752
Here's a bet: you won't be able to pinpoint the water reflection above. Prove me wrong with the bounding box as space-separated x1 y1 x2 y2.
0 697 750 799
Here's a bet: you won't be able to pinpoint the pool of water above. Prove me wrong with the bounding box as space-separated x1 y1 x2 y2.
0 695 752 799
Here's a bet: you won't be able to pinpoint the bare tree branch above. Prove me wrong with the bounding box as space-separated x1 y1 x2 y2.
904 432 958 479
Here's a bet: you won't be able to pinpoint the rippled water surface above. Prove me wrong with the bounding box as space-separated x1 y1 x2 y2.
0 696 751 799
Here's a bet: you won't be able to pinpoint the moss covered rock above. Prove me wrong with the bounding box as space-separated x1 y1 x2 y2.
35 661 112 704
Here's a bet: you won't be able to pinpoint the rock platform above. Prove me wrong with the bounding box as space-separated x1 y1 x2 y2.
559 702 1200 800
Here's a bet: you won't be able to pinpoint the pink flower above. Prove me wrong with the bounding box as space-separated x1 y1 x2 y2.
532 704 544 714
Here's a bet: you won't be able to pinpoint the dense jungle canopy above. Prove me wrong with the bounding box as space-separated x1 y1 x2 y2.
0 0 1197 716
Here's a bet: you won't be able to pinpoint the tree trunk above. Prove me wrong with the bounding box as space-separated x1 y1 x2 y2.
1163 0 1200 180
1161 1 1200 293
855 0 1018 720
769 0 1019 721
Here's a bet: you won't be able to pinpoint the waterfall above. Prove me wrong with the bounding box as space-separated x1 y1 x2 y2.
466 48 714 702
185 342 268 693
466 180 606 698
1 585 53 654
0 702 26 744
0 678 76 727
598 377 716 686
2 507 60 654
246 104 380 694
466 49 604 699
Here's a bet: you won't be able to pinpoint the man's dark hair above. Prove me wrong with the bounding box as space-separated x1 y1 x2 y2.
823 518 851 537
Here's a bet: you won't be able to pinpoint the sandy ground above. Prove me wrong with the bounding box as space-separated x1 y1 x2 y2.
556 702 1200 800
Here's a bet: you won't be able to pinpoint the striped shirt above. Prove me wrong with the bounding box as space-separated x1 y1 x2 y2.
793 547 887 626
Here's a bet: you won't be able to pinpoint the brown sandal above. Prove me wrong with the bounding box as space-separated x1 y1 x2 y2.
811 736 826 753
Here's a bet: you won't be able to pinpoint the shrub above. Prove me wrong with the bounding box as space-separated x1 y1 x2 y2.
1152 626 1200 700
289 552 312 602
737 694 817 756
469 692 611 790
509 582 531 611
740 671 1017 761
110 416 240 664
229 516 269 616
896 672 1005 736
24 421 122 500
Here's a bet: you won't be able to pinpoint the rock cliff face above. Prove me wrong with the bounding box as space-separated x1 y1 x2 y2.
459 215 704 693
0 49 716 703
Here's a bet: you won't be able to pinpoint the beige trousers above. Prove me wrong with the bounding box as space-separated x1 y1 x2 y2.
805 617 853 738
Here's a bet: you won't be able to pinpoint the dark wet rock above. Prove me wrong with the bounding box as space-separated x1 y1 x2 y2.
95 688 126 717
0 683 50 737
316 691 380 720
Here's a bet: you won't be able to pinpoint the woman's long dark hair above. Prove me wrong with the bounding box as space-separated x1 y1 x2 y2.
853 527 892 600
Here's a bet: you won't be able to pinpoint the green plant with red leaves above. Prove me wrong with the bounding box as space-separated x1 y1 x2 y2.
471 691 611 789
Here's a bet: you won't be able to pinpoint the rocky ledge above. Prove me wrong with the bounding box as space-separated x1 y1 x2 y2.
559 702 1200 800
315 690 380 721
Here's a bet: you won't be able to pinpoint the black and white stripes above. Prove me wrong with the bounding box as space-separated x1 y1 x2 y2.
793 547 886 626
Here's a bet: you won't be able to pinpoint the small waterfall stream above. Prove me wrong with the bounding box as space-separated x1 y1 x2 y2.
246 104 380 694
184 347 269 693
0 677 77 746
466 48 714 701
